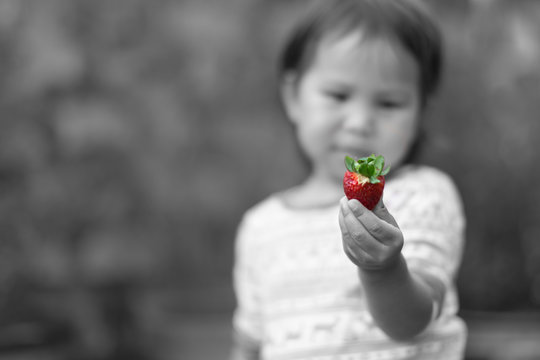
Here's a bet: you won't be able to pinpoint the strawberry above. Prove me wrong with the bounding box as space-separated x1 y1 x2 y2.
343 154 391 210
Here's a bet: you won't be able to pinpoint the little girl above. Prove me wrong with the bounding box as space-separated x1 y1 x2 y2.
231 1 467 359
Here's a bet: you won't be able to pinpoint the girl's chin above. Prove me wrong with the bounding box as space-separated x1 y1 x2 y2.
311 163 345 183
332 148 373 160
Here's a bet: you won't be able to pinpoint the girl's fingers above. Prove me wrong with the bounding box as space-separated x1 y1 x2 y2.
372 199 399 227
339 199 386 254
343 239 375 266
339 212 376 265
342 197 401 246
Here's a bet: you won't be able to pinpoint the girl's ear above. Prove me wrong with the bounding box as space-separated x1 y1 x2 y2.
280 72 300 125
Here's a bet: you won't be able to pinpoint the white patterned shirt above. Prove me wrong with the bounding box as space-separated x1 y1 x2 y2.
232 165 467 360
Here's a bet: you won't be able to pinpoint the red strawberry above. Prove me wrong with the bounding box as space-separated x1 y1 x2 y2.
343 154 390 210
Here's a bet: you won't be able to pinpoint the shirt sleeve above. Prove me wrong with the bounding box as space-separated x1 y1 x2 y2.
394 169 466 298
232 212 263 344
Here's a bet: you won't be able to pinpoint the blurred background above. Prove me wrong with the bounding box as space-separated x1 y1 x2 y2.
0 0 539 359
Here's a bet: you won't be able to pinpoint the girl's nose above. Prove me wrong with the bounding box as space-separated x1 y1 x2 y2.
343 103 375 135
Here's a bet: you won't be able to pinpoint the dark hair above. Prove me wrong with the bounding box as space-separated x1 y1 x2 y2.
279 0 443 106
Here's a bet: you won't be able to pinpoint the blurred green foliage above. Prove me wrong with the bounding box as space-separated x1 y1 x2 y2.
0 0 539 358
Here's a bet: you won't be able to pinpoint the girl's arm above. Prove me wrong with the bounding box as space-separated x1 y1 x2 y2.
232 213 263 359
339 197 444 340
358 254 444 340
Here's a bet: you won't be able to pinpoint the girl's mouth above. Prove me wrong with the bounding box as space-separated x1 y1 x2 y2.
331 144 372 158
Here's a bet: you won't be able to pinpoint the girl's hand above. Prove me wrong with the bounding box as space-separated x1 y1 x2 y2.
338 196 403 271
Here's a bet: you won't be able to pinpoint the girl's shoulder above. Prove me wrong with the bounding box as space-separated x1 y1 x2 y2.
390 164 460 194
386 164 465 219
244 194 283 218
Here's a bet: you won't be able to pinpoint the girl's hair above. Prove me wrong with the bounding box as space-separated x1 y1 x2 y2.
279 0 443 106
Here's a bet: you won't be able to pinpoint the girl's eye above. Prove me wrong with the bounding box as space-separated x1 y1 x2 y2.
324 90 349 102
377 99 404 109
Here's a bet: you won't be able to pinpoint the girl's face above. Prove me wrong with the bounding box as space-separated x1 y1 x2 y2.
282 32 422 182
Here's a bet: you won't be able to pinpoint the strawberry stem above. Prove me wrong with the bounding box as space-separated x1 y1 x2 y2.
344 154 391 184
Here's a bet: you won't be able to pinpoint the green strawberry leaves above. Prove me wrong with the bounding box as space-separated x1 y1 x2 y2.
345 156 356 172
344 154 391 184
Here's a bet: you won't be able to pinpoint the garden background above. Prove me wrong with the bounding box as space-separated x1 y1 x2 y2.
0 0 539 359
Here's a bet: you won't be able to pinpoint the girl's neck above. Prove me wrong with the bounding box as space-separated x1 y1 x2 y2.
280 172 343 210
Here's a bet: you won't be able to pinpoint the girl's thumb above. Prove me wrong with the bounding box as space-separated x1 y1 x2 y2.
373 199 399 227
